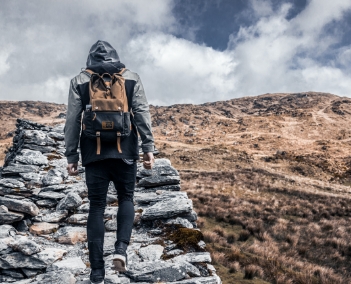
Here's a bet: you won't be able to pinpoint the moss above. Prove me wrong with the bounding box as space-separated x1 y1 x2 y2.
168 227 203 251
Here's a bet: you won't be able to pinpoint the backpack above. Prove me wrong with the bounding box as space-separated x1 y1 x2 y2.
82 69 132 155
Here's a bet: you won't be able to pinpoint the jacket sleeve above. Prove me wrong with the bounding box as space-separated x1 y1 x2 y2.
64 79 83 163
131 75 155 153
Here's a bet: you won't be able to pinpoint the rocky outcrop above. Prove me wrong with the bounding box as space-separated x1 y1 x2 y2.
0 119 221 283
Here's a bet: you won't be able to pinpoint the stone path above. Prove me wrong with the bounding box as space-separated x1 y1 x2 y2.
0 119 221 284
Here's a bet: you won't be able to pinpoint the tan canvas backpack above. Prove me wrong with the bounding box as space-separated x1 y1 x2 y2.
82 69 132 154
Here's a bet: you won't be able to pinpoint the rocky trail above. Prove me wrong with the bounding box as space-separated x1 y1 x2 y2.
0 119 221 284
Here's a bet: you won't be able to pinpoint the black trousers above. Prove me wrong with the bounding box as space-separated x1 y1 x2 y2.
85 158 137 269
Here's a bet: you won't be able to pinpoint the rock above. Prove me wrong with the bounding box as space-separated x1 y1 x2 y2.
105 274 122 284
47 131 65 140
138 244 164 261
176 260 202 277
0 186 31 196
0 204 8 213
169 276 221 284
0 252 47 269
67 213 89 225
1 268 25 279
0 196 39 216
105 218 117 231
32 210 68 223
0 224 17 238
0 275 18 282
19 172 42 183
0 178 25 188
135 191 187 205
35 199 58 207
165 249 184 257
47 256 86 275
16 219 30 232
166 217 194 229
137 165 179 179
40 184 67 192
0 210 24 224
125 261 187 282
36 247 67 265
63 184 87 198
1 164 39 175
103 232 118 256
29 222 59 235
171 252 212 263
23 144 56 153
54 226 87 244
23 130 56 146
135 184 181 192
104 206 118 219
21 268 41 278
42 169 64 186
8 236 41 255
141 198 193 220
137 175 180 188
38 190 66 200
198 240 206 249
77 202 90 213
34 270 76 284
56 192 82 211
14 149 48 166
106 194 118 204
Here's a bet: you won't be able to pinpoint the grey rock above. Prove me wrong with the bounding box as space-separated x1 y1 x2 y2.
14 149 48 166
103 232 117 256
165 249 184 257
67 213 89 225
137 165 179 179
36 247 67 265
138 175 180 188
0 210 24 224
105 274 121 284
23 130 56 146
138 244 164 261
0 275 18 282
40 184 67 192
23 143 56 153
106 194 118 204
51 124 65 134
19 172 42 183
0 196 39 216
1 268 24 279
171 252 212 263
0 204 8 213
141 198 193 220
135 191 187 205
32 210 68 223
29 222 60 235
105 218 117 231
183 210 198 222
0 252 47 269
56 192 82 211
135 184 181 193
0 185 33 196
35 198 58 207
166 217 194 229
8 236 41 255
16 220 30 232
42 169 64 186
38 190 66 200
47 131 65 140
34 270 76 284
176 260 201 277
0 178 25 188
47 256 86 275
63 184 87 198
167 276 221 284
125 261 187 282
77 202 90 213
1 164 39 175
104 206 118 219
21 268 41 278
0 224 17 238
198 240 206 249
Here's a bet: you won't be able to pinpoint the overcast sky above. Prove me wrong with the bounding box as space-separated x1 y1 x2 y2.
1 0 350 106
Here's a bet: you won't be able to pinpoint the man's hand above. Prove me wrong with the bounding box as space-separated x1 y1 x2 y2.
143 152 155 169
67 163 79 176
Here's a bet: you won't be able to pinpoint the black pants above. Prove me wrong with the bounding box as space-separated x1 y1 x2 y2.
85 158 137 269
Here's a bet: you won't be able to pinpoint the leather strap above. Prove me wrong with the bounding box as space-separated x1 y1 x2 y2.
96 132 101 155
117 132 122 153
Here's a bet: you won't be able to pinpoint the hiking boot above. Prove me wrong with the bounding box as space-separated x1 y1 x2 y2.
112 241 128 272
90 267 105 284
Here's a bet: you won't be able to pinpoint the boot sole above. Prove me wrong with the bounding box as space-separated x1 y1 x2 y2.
112 255 127 272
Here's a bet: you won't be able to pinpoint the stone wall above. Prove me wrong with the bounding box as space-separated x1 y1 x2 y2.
0 119 221 284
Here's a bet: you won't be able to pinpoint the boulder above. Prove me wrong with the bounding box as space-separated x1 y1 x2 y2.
138 244 164 261
56 192 82 211
54 226 87 245
14 149 48 166
29 222 59 235
141 198 193 220
8 236 41 255
0 196 39 216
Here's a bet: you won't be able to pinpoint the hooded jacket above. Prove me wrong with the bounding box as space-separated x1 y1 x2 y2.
64 40 154 166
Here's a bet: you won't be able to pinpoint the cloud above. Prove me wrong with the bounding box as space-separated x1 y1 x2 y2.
0 0 350 105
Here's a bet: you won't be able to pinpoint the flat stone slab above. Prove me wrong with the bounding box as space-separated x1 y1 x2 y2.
135 184 181 193
0 252 47 269
23 130 56 146
166 217 194 229
32 210 68 223
67 213 89 225
0 196 39 216
29 222 59 235
54 226 87 245
19 172 42 182
0 210 24 224
47 256 86 275
36 247 67 265
138 244 164 261
135 191 187 205
8 236 41 255
125 261 187 282
137 165 179 179
56 192 82 211
38 190 66 200
141 198 193 220
1 164 39 175
33 270 76 284
171 252 212 263
42 169 64 186
138 175 180 188
14 149 48 166
35 199 58 207
0 178 25 188
168 276 221 284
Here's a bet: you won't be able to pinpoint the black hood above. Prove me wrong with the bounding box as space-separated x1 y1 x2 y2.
86 40 125 74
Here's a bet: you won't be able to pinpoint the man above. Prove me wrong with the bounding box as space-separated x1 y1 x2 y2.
64 40 155 284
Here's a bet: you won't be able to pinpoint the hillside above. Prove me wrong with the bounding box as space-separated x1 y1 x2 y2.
1 92 351 283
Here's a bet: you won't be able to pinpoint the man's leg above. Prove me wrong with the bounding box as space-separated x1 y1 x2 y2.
85 161 110 270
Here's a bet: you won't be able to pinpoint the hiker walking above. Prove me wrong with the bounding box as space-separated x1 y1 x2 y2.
64 40 155 284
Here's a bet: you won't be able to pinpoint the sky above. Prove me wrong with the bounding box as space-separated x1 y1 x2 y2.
0 0 350 106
